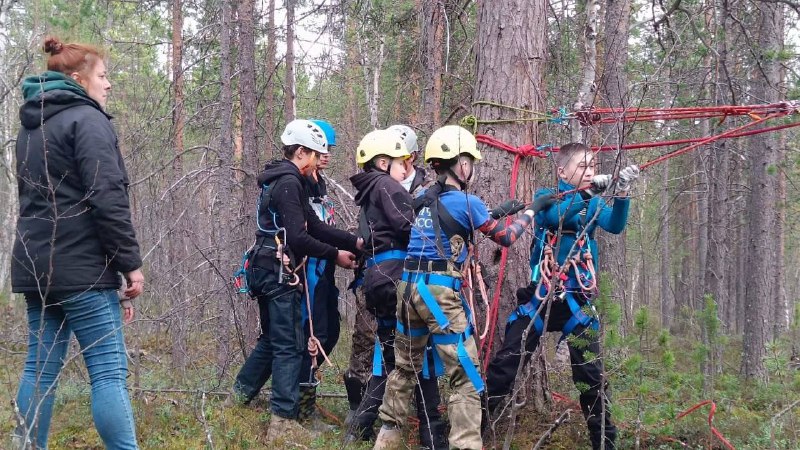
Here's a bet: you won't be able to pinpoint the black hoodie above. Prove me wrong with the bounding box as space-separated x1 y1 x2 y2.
256 159 357 261
350 169 414 254
12 87 142 293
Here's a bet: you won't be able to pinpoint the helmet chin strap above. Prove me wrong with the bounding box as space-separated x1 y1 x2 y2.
446 159 472 191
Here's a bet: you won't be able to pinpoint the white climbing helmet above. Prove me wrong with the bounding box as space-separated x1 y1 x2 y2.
387 124 419 154
281 119 329 154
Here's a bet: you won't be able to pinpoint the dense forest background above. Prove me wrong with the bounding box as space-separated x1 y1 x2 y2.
1 0 799 448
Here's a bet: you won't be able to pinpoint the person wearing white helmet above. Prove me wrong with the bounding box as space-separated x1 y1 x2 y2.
230 119 362 444
373 125 554 450
387 124 432 197
296 119 341 431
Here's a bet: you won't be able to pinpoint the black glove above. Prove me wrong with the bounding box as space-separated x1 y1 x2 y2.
490 199 526 219
529 193 556 214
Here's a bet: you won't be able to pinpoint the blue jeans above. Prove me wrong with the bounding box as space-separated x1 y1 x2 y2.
233 268 305 418
15 289 138 450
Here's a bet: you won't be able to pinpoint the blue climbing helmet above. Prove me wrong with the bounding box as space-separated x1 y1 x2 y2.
311 119 336 148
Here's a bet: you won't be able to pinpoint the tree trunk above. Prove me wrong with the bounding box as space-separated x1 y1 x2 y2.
660 158 671 328
597 0 632 332
705 0 730 333
362 36 385 129
238 0 258 177
572 0 599 142
264 0 277 157
218 0 235 366
169 0 187 373
284 0 296 122
420 0 445 134
742 1 783 380
473 0 548 414
774 129 788 336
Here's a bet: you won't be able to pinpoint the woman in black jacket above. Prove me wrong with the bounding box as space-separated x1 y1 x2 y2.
12 37 143 450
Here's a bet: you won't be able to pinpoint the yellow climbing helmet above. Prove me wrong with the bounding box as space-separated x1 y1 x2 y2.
424 125 481 163
355 129 411 168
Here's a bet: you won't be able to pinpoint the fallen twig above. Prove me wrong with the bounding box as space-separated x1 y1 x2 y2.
771 398 800 448
532 409 572 450
199 391 215 450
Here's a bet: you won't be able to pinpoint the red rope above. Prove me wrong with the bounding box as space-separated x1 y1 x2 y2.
473 109 798 365
573 102 797 125
543 120 800 153
639 112 787 170
475 134 546 370
676 400 736 450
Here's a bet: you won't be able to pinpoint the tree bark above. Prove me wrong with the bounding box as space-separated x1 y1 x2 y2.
238 0 258 176
284 0 296 122
597 0 632 331
264 0 277 157
742 1 783 380
218 0 237 368
170 0 187 373
572 0 599 142
420 0 445 134
473 0 548 412
705 1 730 332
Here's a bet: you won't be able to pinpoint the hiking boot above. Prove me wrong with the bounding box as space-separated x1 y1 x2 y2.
373 425 402 450
266 415 319 446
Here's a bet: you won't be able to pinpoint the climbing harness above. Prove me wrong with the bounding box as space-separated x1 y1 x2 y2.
389 183 486 393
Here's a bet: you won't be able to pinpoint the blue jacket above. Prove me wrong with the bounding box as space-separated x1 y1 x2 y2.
529 179 630 279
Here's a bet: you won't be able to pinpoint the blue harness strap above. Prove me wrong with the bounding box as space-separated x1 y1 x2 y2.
422 343 446 379
301 258 324 323
401 271 462 331
457 334 485 393
507 298 545 336
366 249 407 268
561 291 599 340
372 337 384 377
372 317 399 377
396 321 430 338
398 270 481 390
416 280 450 330
426 326 483 392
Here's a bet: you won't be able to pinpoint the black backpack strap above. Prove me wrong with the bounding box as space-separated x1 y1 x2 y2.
414 179 472 259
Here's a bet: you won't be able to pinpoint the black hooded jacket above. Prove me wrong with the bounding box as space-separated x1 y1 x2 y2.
12 88 142 293
350 169 414 254
256 159 357 261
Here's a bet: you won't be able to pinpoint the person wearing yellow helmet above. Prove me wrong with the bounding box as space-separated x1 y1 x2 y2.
345 130 448 448
373 125 555 450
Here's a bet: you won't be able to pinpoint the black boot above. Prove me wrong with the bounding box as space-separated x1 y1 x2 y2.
416 375 448 449
346 374 386 441
343 371 366 428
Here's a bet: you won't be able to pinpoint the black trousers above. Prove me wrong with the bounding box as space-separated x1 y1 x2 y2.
485 286 617 450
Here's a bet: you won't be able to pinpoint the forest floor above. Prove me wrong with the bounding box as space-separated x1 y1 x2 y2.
1 318 799 450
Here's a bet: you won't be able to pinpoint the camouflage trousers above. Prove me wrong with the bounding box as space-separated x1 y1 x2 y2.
378 269 482 450
345 285 376 385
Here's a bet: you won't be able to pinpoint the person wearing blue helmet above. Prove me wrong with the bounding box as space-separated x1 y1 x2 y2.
297 119 342 429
